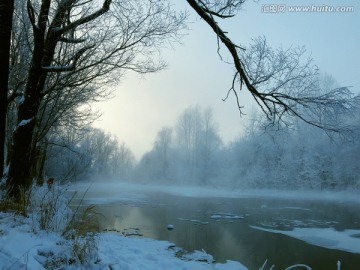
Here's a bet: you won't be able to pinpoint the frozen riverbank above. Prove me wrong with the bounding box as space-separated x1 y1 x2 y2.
0 210 246 270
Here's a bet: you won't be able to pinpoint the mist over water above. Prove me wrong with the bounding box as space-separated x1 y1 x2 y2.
49 103 360 191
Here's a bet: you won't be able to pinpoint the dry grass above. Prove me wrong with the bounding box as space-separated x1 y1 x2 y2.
1 182 103 268
64 205 102 237
0 186 31 216
60 205 103 267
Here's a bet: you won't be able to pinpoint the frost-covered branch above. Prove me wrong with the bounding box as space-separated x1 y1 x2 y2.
42 45 94 73
187 0 358 133
56 0 112 34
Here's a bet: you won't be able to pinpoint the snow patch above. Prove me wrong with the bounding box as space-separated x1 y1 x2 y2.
250 225 360 254
18 118 33 127
18 95 25 104
97 233 248 270
210 213 244 220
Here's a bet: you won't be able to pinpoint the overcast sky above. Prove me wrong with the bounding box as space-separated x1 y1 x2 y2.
94 0 360 159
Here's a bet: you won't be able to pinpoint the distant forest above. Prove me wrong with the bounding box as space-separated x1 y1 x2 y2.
46 94 360 191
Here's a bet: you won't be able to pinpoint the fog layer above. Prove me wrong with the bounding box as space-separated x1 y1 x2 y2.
45 101 360 191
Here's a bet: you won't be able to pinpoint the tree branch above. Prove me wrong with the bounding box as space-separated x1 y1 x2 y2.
42 45 94 73
186 0 263 104
26 0 37 31
57 0 112 34
59 37 86 44
187 0 358 133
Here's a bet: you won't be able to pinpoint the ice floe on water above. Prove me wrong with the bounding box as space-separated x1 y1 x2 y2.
176 212 245 225
250 225 360 254
280 206 312 211
210 213 244 220
257 218 339 230
177 217 210 225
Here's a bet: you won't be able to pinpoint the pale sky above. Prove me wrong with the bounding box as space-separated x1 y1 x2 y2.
94 0 360 159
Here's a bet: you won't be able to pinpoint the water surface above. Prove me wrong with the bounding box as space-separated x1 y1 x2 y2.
73 184 360 269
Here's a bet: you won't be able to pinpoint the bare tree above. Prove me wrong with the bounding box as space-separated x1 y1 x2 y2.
0 0 15 176
111 142 135 180
5 0 186 198
176 105 203 172
199 107 221 183
175 105 222 182
186 0 358 132
44 126 94 182
154 127 173 179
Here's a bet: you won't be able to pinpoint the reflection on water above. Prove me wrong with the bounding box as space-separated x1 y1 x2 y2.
86 192 360 269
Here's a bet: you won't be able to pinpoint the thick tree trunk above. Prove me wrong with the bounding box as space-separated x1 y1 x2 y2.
0 0 15 176
6 0 53 198
36 142 48 185
29 139 48 185
6 48 48 197
7 116 37 195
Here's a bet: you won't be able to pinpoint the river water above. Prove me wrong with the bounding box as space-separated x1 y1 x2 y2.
72 183 360 269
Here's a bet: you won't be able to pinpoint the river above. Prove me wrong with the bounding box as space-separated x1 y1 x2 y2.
71 182 360 269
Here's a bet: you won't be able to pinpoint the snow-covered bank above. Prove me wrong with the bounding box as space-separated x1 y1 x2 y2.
0 184 248 269
97 233 246 270
70 181 360 205
0 211 247 270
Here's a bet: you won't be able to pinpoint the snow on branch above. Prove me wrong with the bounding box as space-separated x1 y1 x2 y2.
18 118 34 127
42 45 94 72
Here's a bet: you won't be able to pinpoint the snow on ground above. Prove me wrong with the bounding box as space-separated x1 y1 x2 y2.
70 181 360 205
0 212 63 270
250 225 360 254
0 211 247 270
97 233 246 270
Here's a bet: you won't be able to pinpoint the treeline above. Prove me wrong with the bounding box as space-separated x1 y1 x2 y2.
42 100 360 190
35 73 360 190
44 128 135 182
224 116 360 190
132 104 360 190
134 106 222 185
